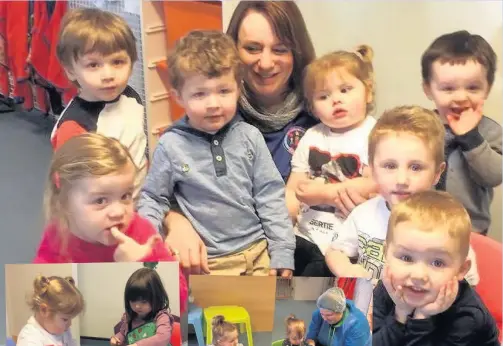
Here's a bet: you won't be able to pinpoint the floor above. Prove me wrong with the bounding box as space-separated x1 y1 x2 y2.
0 110 56 344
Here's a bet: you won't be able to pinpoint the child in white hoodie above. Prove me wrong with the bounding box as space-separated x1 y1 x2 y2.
17 275 84 346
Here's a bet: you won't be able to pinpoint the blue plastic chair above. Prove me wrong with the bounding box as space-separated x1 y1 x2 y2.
188 305 205 346
6 338 15 346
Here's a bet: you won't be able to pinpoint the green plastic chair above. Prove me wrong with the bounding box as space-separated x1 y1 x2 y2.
271 340 284 346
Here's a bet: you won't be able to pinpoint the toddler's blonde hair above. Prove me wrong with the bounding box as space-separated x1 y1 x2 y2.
28 275 84 317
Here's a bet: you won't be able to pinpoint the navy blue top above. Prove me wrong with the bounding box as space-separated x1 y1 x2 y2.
237 110 319 181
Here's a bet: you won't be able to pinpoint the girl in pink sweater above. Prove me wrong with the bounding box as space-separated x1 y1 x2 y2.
33 133 187 313
111 268 175 346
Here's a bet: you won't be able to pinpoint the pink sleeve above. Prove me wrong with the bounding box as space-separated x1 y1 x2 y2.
113 314 127 344
135 313 173 346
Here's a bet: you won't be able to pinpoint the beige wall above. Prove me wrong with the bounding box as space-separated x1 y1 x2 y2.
5 264 80 344
222 1 502 241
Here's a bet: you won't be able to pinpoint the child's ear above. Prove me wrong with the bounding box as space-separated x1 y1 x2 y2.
63 66 77 82
457 257 471 281
433 162 446 185
170 89 183 107
422 81 433 100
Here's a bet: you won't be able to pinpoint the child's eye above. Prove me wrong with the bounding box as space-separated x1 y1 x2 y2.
122 192 133 201
113 59 125 65
317 94 329 100
468 85 480 91
383 163 396 170
399 254 413 262
341 86 352 93
94 197 107 205
432 259 445 268
220 88 231 94
87 62 99 69
410 164 422 171
193 92 205 98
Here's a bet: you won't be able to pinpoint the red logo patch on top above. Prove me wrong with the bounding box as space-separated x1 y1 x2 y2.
283 126 306 154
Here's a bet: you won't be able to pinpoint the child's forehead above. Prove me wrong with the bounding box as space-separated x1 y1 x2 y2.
391 221 459 253
78 49 130 61
375 133 432 158
181 71 237 88
431 58 487 81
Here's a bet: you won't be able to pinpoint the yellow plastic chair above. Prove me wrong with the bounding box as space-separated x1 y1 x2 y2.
203 305 253 346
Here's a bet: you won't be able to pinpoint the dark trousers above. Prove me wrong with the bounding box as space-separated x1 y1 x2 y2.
294 236 334 277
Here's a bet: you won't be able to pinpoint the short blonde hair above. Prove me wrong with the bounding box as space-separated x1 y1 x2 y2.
44 133 137 230
285 314 306 340
303 45 375 114
28 275 84 317
167 30 243 92
368 105 445 168
387 190 472 259
56 8 137 67
211 315 237 345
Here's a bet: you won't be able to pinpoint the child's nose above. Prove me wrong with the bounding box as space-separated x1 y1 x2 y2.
410 263 428 281
101 65 115 81
108 203 125 218
396 168 409 185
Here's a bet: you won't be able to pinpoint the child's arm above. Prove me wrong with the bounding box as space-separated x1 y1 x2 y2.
112 314 128 345
455 117 502 187
371 280 407 346
287 128 315 222
250 130 295 272
134 313 173 346
136 141 175 234
325 215 369 278
285 172 309 222
295 168 378 216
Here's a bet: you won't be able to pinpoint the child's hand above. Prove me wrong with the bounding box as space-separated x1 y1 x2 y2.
413 277 458 319
382 266 414 323
269 269 293 278
111 228 162 262
446 100 484 135
110 336 120 346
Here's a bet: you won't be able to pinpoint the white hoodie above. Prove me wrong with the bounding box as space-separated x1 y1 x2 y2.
17 316 77 346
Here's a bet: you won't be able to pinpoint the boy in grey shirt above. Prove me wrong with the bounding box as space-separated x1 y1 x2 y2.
137 30 294 276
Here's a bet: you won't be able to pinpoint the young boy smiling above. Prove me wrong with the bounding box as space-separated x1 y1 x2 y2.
421 30 502 235
372 191 499 345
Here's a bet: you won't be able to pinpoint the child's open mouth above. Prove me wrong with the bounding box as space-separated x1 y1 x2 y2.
404 285 428 299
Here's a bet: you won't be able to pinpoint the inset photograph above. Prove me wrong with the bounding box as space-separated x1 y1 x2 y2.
271 277 372 346
5 262 184 346
188 276 276 346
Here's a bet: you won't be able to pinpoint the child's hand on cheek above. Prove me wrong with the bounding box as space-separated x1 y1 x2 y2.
413 277 459 319
446 99 484 136
111 228 162 262
382 266 414 323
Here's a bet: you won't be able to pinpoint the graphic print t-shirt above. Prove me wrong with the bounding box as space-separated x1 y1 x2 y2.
291 117 376 255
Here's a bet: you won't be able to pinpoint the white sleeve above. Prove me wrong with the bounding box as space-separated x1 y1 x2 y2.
465 244 480 286
291 128 314 173
16 325 44 346
330 213 359 257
